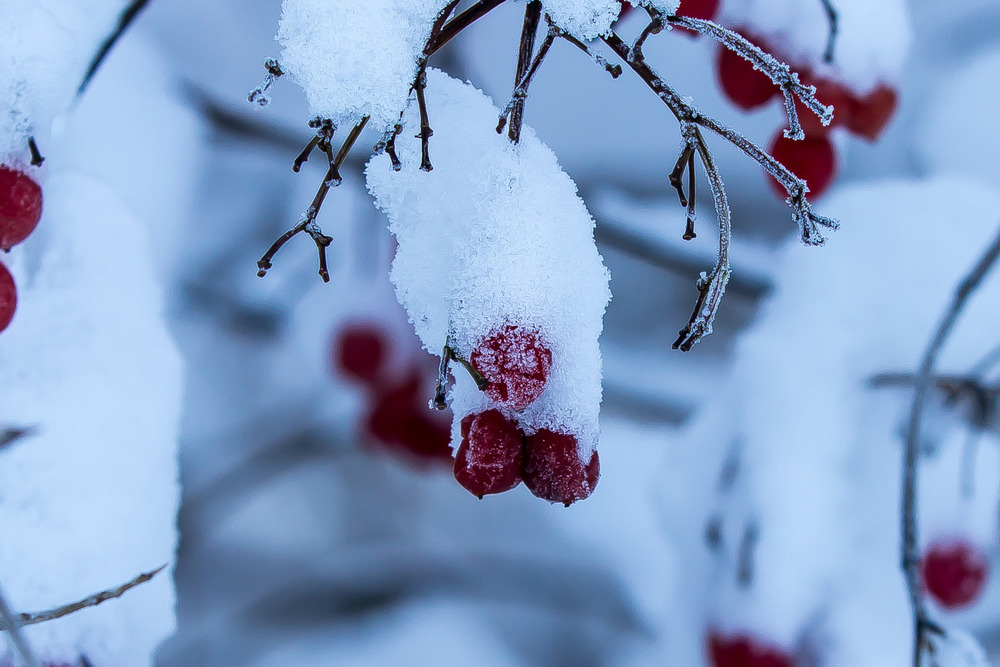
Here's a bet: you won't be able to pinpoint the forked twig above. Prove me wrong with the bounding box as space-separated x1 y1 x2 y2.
507 1 543 144
900 226 1000 667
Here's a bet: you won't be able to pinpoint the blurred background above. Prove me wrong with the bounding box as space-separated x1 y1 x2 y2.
15 0 1000 664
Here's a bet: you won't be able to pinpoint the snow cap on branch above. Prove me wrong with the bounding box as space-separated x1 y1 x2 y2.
276 0 453 131
366 69 611 457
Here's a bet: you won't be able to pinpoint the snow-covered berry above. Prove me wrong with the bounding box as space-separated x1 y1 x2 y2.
0 261 15 333
707 629 794 667
921 538 990 610
522 429 599 506
453 409 524 498
471 325 553 411
0 165 43 251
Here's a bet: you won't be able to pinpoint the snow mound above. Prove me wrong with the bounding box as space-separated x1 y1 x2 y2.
366 69 611 458
0 171 181 666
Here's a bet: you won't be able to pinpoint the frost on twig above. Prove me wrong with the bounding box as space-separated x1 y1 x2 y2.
248 58 284 107
8 564 168 630
900 225 1000 667
0 580 41 667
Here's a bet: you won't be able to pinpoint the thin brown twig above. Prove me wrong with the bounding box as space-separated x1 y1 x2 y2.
508 1 543 144
248 58 285 107
13 564 168 628
900 226 1000 667
497 21 557 135
257 117 369 282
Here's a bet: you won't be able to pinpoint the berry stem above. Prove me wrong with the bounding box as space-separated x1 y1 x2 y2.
900 224 1000 667
26 137 43 167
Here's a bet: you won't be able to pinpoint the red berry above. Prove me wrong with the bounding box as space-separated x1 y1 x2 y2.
0 262 16 333
453 409 524 498
793 74 851 136
0 165 43 251
470 325 552 411
920 539 990 610
673 0 721 36
332 322 387 385
845 83 897 142
716 33 779 112
766 130 837 200
364 369 453 464
522 430 599 506
707 629 794 667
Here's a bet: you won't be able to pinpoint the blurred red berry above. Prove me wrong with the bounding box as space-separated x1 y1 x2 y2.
522 430 599 506
845 83 897 142
471 325 552 411
453 409 524 498
673 0 721 36
921 538 990 610
707 629 794 667
766 130 837 200
332 322 388 385
0 165 43 251
364 370 452 464
716 33 779 112
0 262 16 333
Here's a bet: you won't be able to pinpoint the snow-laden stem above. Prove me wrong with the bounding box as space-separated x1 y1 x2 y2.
0 581 41 667
901 226 1000 667
498 21 557 135
257 117 369 282
0 427 34 453
508 1 542 144
13 565 166 628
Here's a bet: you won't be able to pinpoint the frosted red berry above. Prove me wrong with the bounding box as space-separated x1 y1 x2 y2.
845 83 898 142
364 369 452 464
522 429 599 506
766 130 837 200
716 33 778 112
0 261 16 333
471 325 552 411
333 322 387 385
921 538 990 610
453 409 524 498
707 630 794 667
0 165 43 251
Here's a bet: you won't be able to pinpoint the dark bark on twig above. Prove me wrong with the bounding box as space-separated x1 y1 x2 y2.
248 59 285 107
497 23 556 135
427 0 507 56
508 1 542 144
257 117 368 282
900 226 1000 667
78 0 151 95
557 32 622 78
26 137 44 167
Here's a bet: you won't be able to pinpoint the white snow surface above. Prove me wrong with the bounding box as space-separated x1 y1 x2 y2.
0 171 181 666
276 0 451 131
366 69 611 457
539 0 621 41
678 176 1000 659
0 0 130 164
721 0 910 92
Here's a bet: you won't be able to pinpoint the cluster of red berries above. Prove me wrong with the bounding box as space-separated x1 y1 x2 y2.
920 537 991 611
458 325 599 506
332 322 453 464
0 165 43 333
715 29 898 200
707 629 794 667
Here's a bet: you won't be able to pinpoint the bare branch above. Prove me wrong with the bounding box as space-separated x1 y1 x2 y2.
0 580 41 667
900 226 1000 667
427 0 507 56
556 31 622 78
78 0 150 95
498 21 557 135
257 117 369 282
819 0 839 64
601 29 838 246
248 58 285 107
507 1 543 144
14 565 167 628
